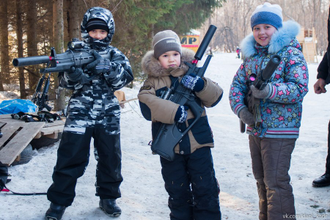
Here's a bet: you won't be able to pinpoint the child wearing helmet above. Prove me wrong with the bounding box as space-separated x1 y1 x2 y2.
45 7 133 220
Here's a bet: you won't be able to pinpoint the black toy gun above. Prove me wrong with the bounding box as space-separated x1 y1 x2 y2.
31 73 52 111
240 54 281 133
13 39 108 111
151 25 217 161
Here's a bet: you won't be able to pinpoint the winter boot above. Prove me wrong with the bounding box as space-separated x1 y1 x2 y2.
99 199 121 217
45 203 66 220
312 173 330 187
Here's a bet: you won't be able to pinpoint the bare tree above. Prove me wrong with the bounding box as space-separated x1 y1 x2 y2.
0 0 9 88
15 0 27 98
26 0 39 94
66 0 83 41
53 0 66 111
205 0 329 55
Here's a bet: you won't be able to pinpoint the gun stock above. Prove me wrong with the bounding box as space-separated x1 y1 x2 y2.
151 25 217 161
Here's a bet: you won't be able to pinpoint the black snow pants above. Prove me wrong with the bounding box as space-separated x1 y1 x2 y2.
47 126 122 206
160 147 221 220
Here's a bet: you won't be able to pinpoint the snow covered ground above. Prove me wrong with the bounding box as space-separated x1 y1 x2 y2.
1 52 330 220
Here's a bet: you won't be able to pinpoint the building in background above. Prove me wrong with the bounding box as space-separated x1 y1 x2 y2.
180 29 200 53
297 27 318 63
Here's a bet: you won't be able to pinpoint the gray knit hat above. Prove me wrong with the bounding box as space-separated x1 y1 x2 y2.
251 2 283 30
152 30 182 59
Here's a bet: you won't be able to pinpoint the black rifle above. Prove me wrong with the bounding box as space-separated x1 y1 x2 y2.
31 73 52 111
240 54 281 133
13 39 108 111
151 25 217 161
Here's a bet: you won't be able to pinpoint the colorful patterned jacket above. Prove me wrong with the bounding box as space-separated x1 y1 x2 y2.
229 20 309 138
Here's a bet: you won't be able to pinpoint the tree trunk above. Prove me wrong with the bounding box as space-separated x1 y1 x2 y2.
26 0 39 94
0 0 8 89
67 0 81 41
53 0 66 111
15 0 26 98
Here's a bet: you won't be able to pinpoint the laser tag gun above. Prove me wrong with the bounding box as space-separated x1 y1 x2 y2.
151 25 217 161
31 73 52 111
240 54 281 133
12 39 109 73
12 39 109 111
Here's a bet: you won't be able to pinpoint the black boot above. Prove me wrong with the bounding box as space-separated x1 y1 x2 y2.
312 173 330 187
99 199 121 217
45 203 66 220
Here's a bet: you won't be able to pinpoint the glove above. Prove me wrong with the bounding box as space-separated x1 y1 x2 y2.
86 50 102 69
67 67 83 82
181 73 204 92
239 107 255 125
86 50 111 75
174 105 189 123
93 58 111 75
250 83 272 99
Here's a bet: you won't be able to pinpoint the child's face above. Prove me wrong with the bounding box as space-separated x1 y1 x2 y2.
252 24 277 47
158 51 181 69
88 29 108 40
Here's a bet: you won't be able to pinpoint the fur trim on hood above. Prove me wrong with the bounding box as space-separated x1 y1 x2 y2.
141 48 195 78
240 20 301 58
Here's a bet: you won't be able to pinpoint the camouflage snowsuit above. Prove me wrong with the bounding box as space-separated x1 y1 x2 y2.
47 7 134 207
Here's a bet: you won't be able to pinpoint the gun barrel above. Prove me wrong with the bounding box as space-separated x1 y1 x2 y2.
12 56 51 67
194 25 217 60
262 55 281 79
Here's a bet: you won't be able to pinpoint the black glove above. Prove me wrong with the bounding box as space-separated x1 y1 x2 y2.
181 73 204 92
67 67 83 82
86 50 102 70
174 105 189 123
86 50 111 75
239 107 255 125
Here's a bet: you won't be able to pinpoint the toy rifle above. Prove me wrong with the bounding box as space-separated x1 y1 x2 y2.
240 54 281 133
12 39 109 111
151 25 217 161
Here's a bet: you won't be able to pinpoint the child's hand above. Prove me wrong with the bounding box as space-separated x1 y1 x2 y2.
250 84 272 99
174 105 189 123
181 74 204 92
67 67 83 82
86 50 102 70
239 107 255 125
93 58 111 75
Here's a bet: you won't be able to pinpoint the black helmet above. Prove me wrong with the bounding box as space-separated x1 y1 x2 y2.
81 7 115 48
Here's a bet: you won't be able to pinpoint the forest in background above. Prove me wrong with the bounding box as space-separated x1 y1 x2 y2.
0 0 329 111
204 0 329 54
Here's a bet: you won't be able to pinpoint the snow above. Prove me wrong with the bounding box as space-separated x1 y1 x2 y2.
1 52 330 220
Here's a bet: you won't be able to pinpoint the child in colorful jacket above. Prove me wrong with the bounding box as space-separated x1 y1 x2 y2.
229 3 308 220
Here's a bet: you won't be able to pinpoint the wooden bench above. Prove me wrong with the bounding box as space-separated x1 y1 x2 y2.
0 114 65 166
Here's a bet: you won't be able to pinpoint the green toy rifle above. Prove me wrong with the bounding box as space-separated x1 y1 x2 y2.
151 25 217 161
240 54 281 133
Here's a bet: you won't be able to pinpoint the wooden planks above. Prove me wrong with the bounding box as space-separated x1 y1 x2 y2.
0 118 45 165
0 114 65 166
